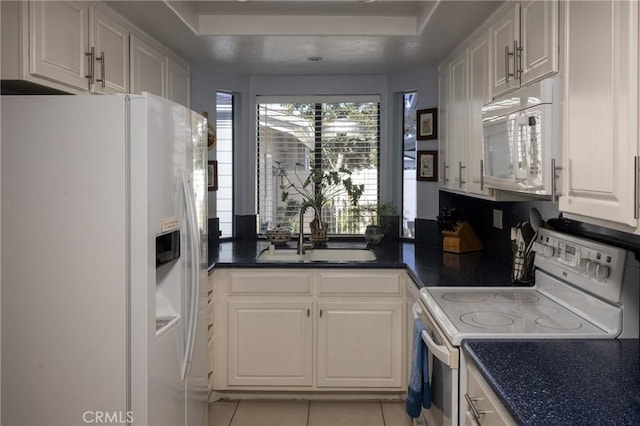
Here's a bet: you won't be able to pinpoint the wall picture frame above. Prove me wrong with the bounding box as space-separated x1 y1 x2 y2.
417 108 438 140
417 150 438 182
207 161 218 191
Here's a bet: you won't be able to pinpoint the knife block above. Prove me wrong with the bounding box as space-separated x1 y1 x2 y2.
442 221 483 254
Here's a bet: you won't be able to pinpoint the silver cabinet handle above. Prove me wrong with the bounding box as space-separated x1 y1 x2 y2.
464 393 490 422
458 161 466 188
480 159 484 191
635 156 639 220
96 51 105 88
504 45 510 83
551 158 563 205
444 162 449 183
85 46 95 88
514 40 523 80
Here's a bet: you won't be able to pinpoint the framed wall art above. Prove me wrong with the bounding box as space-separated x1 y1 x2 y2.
417 150 438 182
417 108 438 140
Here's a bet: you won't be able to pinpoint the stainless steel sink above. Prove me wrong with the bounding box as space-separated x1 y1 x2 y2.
257 248 376 263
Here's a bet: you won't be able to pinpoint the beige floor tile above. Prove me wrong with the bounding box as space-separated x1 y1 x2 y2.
308 401 384 426
381 401 413 426
230 400 309 426
209 401 239 426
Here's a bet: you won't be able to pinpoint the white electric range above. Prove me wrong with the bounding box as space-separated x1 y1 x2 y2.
413 228 639 426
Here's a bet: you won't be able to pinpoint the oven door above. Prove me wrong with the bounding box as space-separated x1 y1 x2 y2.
412 302 460 426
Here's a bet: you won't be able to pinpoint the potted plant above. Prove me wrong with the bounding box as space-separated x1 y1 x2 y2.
280 165 364 241
360 202 398 245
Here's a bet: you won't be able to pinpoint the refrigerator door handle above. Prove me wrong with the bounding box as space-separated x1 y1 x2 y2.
180 168 200 381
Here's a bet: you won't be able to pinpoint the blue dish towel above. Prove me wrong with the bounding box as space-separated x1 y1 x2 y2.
406 318 431 418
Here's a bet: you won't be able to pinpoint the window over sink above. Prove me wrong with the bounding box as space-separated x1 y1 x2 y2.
256 96 380 236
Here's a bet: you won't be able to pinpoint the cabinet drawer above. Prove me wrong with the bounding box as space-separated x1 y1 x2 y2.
317 271 403 296
228 270 313 295
465 362 515 425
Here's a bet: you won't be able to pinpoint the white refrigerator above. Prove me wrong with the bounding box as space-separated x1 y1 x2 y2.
1 93 209 425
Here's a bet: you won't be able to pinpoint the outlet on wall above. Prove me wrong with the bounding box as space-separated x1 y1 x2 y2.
493 209 503 229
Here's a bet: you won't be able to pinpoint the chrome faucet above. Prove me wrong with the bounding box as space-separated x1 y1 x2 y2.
298 202 324 255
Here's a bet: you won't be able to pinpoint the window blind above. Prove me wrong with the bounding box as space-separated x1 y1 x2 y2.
257 97 380 236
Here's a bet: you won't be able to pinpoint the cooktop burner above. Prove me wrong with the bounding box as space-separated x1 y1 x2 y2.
535 316 583 330
460 311 519 329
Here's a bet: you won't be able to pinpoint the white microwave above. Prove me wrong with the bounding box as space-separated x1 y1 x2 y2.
482 78 560 196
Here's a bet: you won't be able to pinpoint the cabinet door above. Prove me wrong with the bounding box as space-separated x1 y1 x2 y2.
29 1 90 91
520 0 558 86
227 301 313 386
462 360 515 426
438 63 451 187
167 56 191 108
490 2 520 98
317 302 402 388
130 34 166 98
560 0 639 229
449 50 468 192
89 6 129 94
467 31 492 196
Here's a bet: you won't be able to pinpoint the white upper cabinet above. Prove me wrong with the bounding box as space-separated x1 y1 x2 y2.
29 1 90 92
449 50 469 192
130 35 191 108
520 0 558 86
491 0 558 99
89 5 130 94
490 2 520 98
167 56 191 108
439 28 496 198
2 1 190 103
130 34 166 98
29 1 129 94
559 0 639 232
467 32 492 196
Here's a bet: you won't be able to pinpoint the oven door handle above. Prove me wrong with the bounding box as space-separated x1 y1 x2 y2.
413 303 453 367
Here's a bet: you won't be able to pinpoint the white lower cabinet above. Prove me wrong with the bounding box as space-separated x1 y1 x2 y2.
317 301 402 388
228 300 313 387
462 356 516 426
211 268 405 392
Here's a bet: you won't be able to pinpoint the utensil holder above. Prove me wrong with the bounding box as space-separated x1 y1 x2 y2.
511 241 535 284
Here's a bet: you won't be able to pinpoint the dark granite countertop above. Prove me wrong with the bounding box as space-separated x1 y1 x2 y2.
463 339 640 425
208 239 515 288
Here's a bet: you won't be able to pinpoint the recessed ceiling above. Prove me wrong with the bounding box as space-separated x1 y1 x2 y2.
106 0 502 75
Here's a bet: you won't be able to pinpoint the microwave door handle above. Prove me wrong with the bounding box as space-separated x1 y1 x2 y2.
514 114 529 180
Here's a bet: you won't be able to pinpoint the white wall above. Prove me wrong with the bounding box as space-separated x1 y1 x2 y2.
388 65 439 220
190 66 250 217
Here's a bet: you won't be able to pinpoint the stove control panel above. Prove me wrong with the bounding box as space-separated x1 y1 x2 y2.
533 228 628 304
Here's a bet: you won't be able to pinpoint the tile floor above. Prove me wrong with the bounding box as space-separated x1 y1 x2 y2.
209 400 413 426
